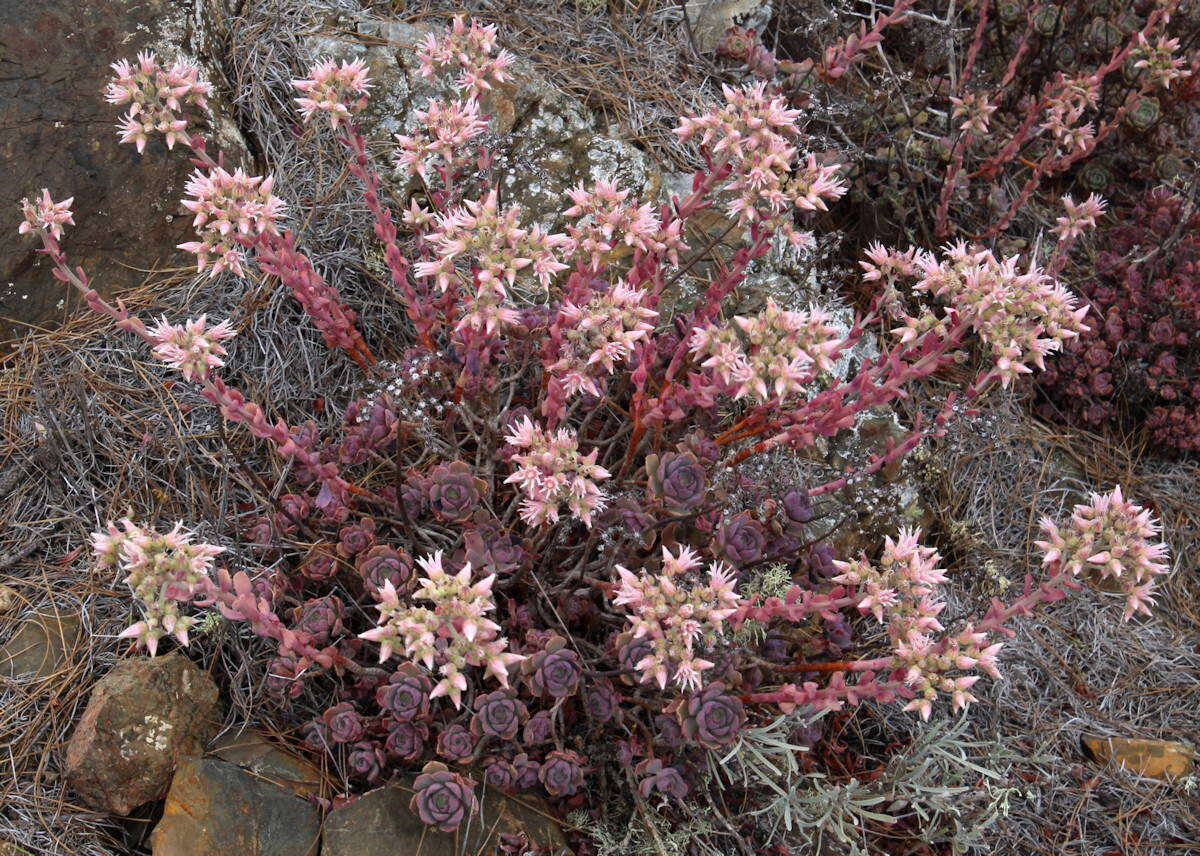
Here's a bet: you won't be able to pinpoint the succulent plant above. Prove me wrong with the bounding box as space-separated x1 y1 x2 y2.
357 545 413 593
714 512 766 564
471 688 529 740
538 749 587 797
673 682 745 749
384 720 428 761
410 762 478 832
436 723 478 762
645 451 707 513
428 461 487 523
524 635 582 698
322 701 366 744
375 663 433 721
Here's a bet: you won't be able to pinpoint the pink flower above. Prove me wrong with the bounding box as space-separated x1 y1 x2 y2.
18 190 75 241
690 298 845 402
293 58 372 127
177 167 286 277
562 179 687 268
1052 194 1108 241
1035 486 1170 621
148 315 235 382
612 546 741 691
394 98 488 180
105 51 211 152
417 16 513 97
548 284 657 398
360 551 523 708
503 417 609 527
949 92 997 135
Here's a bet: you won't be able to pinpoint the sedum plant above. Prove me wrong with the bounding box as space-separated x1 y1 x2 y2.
15 16 1173 847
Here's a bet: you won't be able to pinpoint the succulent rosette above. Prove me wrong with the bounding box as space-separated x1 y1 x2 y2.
582 680 620 724
348 741 386 782
524 636 582 698
471 689 529 740
615 633 654 686
463 515 526 574
635 758 689 800
410 761 478 833
264 656 305 700
653 713 685 748
375 663 434 721
428 461 487 523
645 451 707 513
291 595 344 645
322 702 366 744
674 682 745 749
482 756 519 792
538 749 587 797
297 544 338 581
357 545 414 593
300 716 331 752
336 516 377 558
512 753 541 790
436 723 478 762
384 720 428 761
522 711 554 745
714 512 766 564
782 488 815 533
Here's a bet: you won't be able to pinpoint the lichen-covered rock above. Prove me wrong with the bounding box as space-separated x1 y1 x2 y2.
302 12 660 231
64 653 220 815
0 610 81 680
0 0 245 345
151 756 320 856
322 781 568 856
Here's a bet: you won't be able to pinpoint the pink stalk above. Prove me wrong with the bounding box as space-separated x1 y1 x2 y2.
339 127 441 347
818 0 915 82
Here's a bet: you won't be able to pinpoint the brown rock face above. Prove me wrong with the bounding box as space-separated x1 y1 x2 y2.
64 653 220 815
0 0 206 345
322 781 568 856
151 757 321 856
0 610 81 679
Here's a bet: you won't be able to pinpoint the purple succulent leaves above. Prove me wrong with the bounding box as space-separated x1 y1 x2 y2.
322 701 366 744
435 723 478 762
714 512 766 564
357 545 413 593
384 720 428 761
482 756 519 792
428 461 487 523
538 749 587 797
336 516 377 558
522 711 555 745
524 635 582 698
348 741 386 782
635 758 689 800
675 682 745 749
782 488 815 533
375 663 433 721
291 595 344 645
471 688 529 740
410 761 478 832
645 451 707 513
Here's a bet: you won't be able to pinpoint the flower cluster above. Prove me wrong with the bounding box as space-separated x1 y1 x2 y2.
18 190 75 241
1036 487 1171 620
1051 194 1108 241
896 243 1089 387
147 315 235 382
548 284 657 398
689 299 844 402
949 92 996 136
503 417 609 527
612 546 741 691
416 15 513 97
359 551 524 707
394 97 488 180
178 167 286 277
92 519 223 655
1132 33 1192 90
412 191 568 332
675 82 846 248
292 58 372 127
104 51 211 152
562 179 685 268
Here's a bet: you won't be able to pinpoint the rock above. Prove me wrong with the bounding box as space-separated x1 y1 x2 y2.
684 0 773 52
0 0 244 346
303 13 660 231
0 610 81 679
0 840 35 856
322 781 568 856
1082 736 1196 780
64 653 220 815
0 585 19 613
151 756 320 856
208 731 326 798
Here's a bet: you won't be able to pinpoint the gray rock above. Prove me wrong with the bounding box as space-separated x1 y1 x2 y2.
322 781 568 856
64 653 220 815
0 610 81 679
208 731 326 798
302 12 660 231
1 0 246 346
151 756 320 856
